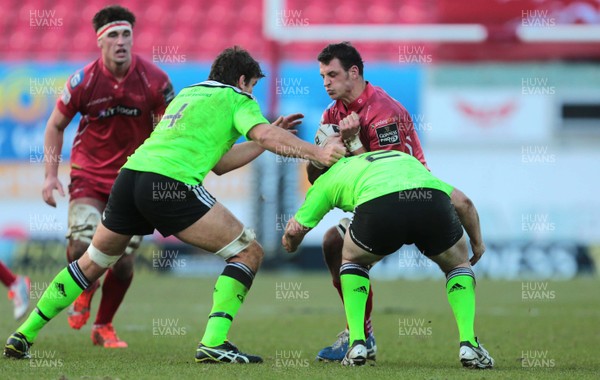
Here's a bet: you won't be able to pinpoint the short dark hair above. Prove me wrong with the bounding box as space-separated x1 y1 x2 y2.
317 42 364 76
208 46 265 87
93 5 136 32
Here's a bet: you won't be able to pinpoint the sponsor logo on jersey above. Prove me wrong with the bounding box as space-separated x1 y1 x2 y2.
375 122 400 146
60 83 71 105
98 105 142 118
69 70 83 88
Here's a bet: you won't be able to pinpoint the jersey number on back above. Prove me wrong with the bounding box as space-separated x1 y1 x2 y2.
162 103 189 128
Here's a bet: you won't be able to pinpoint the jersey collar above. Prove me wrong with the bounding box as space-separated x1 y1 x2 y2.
100 54 137 83
340 82 374 114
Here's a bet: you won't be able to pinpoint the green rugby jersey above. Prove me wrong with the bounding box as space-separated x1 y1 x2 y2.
123 81 269 184
295 150 454 228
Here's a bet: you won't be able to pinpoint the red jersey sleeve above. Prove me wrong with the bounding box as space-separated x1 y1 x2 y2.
152 74 174 116
145 62 174 122
56 68 86 119
398 109 428 169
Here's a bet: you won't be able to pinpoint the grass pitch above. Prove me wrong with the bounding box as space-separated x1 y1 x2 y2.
1 271 598 379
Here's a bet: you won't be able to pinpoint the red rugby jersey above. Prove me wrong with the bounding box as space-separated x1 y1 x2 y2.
57 54 174 192
321 82 427 168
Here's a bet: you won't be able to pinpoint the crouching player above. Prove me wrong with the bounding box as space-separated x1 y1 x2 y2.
283 150 494 369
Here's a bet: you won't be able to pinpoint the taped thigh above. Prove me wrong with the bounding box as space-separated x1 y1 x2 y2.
214 228 256 260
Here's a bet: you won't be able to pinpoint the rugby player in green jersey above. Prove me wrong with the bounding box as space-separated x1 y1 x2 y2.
4 46 346 364
283 150 494 369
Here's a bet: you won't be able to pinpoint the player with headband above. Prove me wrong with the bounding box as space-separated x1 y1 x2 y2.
39 5 174 348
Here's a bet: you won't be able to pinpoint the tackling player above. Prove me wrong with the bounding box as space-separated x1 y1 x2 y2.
284 150 494 369
308 42 428 362
5 46 346 363
41 5 174 348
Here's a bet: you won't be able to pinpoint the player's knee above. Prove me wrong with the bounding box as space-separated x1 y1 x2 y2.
67 203 101 261
323 226 344 257
227 240 263 274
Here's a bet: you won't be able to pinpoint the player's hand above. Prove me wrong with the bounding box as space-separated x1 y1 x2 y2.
315 136 346 167
282 217 309 252
282 233 296 252
273 113 304 134
469 241 486 266
338 111 360 140
42 175 65 208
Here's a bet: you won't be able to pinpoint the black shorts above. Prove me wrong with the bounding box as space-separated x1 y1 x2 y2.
349 189 463 256
102 169 216 237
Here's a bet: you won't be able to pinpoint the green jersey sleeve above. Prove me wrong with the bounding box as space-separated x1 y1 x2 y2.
234 96 269 139
294 182 335 229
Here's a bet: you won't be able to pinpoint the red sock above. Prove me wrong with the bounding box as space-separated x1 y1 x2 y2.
333 280 344 301
364 286 374 337
94 269 133 325
0 261 17 287
335 279 374 336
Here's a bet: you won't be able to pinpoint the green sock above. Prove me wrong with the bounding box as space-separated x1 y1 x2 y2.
201 264 252 347
446 268 477 346
340 264 370 346
19 263 88 342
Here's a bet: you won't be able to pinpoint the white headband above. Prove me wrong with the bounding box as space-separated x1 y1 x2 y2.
96 20 133 41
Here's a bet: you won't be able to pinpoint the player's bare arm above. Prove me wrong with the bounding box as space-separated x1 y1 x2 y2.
212 142 266 175
282 217 311 253
450 188 485 265
248 123 346 167
213 113 306 175
42 107 73 207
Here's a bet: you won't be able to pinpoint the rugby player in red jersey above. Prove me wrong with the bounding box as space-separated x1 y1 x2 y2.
308 42 427 362
41 5 174 348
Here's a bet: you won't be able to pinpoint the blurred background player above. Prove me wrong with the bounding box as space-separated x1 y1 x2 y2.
5 46 346 363
308 42 428 362
41 5 174 348
284 150 494 369
0 261 30 320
